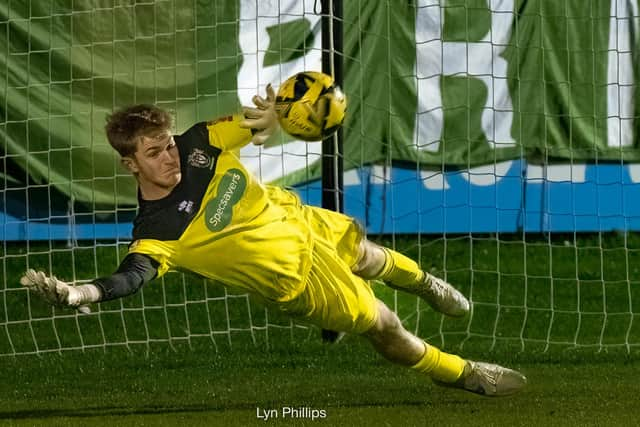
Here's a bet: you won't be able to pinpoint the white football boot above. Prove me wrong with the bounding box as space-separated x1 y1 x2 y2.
434 361 527 397
417 274 470 317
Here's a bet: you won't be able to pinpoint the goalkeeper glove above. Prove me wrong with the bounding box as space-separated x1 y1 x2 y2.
241 84 278 145
20 269 101 314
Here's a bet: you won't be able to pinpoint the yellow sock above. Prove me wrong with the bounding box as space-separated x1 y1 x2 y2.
412 342 467 383
376 248 425 290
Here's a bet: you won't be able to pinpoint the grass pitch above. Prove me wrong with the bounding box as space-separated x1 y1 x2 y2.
1 342 639 426
2 233 640 426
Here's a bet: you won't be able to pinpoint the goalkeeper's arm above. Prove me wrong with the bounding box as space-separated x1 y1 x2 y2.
20 253 159 312
92 253 159 301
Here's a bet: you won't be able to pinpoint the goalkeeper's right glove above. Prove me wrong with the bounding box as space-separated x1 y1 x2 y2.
20 269 101 314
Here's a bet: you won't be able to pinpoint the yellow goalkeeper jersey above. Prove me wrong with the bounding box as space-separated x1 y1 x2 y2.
128 115 313 303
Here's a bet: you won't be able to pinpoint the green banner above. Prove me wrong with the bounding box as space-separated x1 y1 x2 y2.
1 0 638 207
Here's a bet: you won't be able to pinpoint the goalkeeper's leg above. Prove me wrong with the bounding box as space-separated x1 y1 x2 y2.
363 300 526 397
352 240 470 317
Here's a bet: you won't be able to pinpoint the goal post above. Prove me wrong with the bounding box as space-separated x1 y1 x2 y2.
321 0 344 216
320 0 345 343
2 0 640 358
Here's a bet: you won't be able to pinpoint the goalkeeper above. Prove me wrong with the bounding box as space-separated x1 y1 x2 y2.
21 85 526 397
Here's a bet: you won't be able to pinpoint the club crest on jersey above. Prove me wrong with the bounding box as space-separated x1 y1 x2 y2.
178 200 194 213
187 148 211 168
204 169 247 232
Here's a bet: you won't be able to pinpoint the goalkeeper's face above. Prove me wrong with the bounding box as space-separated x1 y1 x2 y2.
126 130 181 196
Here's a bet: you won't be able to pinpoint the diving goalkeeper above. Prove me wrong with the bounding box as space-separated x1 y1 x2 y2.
21 85 526 397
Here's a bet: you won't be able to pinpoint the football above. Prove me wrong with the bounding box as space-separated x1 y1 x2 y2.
275 71 347 141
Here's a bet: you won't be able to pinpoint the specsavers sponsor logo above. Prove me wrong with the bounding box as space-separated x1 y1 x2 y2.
204 169 246 232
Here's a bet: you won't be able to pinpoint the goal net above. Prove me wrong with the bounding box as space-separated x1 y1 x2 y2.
1 0 640 357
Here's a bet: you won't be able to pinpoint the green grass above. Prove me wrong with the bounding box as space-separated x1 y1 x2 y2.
2 233 640 425
1 340 639 426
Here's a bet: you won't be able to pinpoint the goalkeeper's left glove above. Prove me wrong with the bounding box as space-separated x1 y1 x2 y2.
20 269 101 314
241 83 278 145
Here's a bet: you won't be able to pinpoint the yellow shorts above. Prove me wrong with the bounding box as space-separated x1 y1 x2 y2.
278 205 379 334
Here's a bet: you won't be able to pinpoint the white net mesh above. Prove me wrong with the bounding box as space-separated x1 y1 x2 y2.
2 0 640 357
